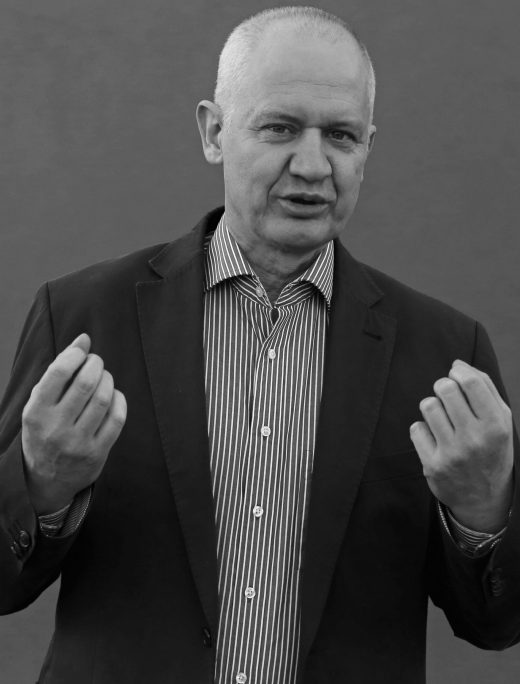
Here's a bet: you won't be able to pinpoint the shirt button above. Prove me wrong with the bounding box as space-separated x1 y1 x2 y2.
236 674 248 684
268 348 276 360
261 425 271 437
255 286 264 298
201 627 212 648
18 530 31 549
253 505 264 518
244 587 256 599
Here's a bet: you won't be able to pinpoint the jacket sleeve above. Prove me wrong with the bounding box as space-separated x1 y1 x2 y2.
428 320 520 649
0 284 88 614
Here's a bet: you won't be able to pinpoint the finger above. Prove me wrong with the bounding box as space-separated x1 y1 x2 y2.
34 342 91 405
95 390 127 448
60 354 105 421
433 377 476 429
419 396 454 446
452 359 507 410
69 333 91 355
410 420 436 467
75 370 114 435
449 362 498 420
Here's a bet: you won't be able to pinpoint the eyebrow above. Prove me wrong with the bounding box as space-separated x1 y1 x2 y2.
250 110 302 125
250 109 365 133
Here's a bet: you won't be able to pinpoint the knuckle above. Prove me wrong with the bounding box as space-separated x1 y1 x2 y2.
22 398 34 419
73 421 90 441
488 420 509 443
75 445 97 467
447 449 466 466
95 373 115 410
48 363 68 382
22 405 38 428
29 383 41 401
110 399 127 429
421 464 434 478
95 391 113 411
75 376 96 395
459 373 478 391
464 434 483 456
111 410 126 430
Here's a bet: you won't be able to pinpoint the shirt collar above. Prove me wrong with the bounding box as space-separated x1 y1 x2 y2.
204 213 334 306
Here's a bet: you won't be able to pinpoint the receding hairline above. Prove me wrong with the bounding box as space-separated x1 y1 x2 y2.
214 7 376 124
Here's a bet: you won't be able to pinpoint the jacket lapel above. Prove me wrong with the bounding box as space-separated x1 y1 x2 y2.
136 210 222 636
135 210 397 658
299 242 397 668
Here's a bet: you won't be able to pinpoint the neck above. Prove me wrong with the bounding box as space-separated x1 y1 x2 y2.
238 240 320 304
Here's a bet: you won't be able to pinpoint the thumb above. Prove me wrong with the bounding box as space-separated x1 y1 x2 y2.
69 333 91 355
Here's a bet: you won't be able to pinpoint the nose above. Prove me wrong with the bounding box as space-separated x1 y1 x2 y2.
288 128 332 183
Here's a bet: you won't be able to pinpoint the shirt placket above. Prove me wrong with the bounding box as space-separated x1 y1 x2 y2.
230 300 288 684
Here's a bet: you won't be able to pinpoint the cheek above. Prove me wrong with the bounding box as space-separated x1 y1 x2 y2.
225 153 277 192
336 159 366 196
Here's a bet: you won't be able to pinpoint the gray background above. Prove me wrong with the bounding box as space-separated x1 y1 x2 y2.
1 0 519 682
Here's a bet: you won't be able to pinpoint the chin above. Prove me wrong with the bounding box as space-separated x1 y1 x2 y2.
273 219 335 248
271 231 332 255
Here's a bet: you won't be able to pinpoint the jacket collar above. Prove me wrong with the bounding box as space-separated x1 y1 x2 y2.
140 207 394 659
147 206 384 309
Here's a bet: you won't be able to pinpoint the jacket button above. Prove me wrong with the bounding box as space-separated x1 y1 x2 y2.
202 627 212 648
18 530 31 549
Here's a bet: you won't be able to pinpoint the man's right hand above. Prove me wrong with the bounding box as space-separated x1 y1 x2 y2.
21 333 127 515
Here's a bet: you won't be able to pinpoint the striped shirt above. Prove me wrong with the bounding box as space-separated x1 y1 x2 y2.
203 215 333 684
36 213 507 681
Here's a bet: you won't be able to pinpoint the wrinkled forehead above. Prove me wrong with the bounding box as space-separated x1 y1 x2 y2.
242 27 371 122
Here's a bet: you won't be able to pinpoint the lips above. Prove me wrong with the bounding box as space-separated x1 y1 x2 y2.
278 194 331 218
282 193 331 205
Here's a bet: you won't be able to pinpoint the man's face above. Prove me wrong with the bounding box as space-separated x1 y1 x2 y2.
219 27 375 259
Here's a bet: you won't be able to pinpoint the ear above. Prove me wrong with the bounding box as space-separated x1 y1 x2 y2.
196 100 224 165
360 125 376 182
367 124 376 154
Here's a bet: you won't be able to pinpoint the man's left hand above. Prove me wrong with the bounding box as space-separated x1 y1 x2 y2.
410 360 514 533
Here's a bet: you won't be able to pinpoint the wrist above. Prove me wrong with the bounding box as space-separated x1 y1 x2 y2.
24 471 75 516
29 491 75 516
449 479 513 534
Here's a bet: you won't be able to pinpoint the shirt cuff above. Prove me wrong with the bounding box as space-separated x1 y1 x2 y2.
437 500 507 558
38 488 92 538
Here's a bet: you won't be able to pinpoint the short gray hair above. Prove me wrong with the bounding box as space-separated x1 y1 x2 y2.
214 6 376 126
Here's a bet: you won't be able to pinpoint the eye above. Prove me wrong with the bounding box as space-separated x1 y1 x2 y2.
328 129 355 143
265 124 293 135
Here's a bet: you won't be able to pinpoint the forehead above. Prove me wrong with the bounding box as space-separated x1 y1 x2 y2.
241 27 371 123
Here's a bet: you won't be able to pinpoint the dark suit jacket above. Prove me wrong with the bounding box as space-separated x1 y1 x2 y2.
0 207 519 683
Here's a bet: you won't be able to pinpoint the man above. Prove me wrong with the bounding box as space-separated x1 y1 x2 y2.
0 6 519 683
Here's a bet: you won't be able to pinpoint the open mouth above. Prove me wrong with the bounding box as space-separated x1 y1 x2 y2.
284 194 328 206
289 197 319 205
278 195 329 217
